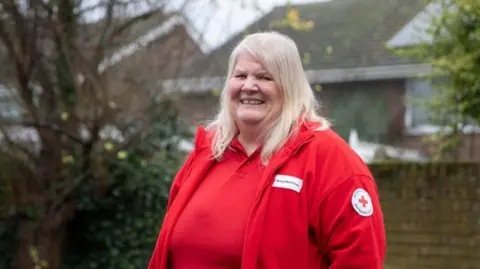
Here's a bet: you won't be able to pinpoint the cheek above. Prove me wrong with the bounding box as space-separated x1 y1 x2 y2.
265 84 283 103
275 85 283 103
227 80 241 98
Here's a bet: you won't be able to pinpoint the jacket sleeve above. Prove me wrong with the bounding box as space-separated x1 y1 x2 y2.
147 150 197 269
166 150 196 209
316 174 386 269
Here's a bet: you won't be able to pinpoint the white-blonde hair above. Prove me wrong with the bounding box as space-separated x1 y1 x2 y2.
206 31 330 164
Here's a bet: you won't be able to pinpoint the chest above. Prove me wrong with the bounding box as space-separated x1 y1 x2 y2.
253 158 324 268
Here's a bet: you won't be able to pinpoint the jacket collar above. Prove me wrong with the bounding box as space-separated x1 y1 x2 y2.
191 119 323 160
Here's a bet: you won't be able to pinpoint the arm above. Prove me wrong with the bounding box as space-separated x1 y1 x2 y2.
147 150 197 269
166 150 197 209
316 175 386 269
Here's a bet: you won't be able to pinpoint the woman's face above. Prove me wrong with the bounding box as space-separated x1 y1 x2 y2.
227 50 283 130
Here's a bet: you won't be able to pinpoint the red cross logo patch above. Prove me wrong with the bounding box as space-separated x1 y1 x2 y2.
351 188 373 216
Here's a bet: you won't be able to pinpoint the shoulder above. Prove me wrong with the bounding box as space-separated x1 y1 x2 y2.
310 127 366 165
192 125 213 150
302 127 374 187
296 128 379 216
174 126 214 178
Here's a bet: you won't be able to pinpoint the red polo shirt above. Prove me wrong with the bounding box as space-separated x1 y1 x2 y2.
168 139 264 269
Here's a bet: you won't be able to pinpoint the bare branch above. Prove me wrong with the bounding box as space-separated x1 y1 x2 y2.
0 0 212 264
93 0 117 63
93 6 160 67
0 17 21 66
20 121 84 145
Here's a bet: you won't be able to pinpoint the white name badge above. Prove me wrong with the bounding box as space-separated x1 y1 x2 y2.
272 174 303 193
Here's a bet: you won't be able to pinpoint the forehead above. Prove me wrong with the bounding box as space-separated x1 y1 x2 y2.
233 51 267 71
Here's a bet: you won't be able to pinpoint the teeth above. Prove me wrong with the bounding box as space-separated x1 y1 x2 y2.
241 100 263 105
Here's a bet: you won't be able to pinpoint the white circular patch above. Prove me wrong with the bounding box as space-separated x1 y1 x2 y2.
351 188 373 217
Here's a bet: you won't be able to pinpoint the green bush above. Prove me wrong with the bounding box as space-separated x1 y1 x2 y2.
61 96 192 269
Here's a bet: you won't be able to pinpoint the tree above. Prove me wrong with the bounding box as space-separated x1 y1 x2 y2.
0 1 195 268
61 96 191 269
394 0 480 159
0 0 307 267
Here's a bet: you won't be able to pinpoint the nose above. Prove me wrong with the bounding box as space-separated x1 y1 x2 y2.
241 77 258 92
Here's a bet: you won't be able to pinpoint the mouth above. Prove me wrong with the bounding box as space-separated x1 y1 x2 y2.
240 99 265 105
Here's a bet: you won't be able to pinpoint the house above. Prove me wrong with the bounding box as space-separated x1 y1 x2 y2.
0 8 204 149
99 9 202 81
163 0 480 161
88 8 204 120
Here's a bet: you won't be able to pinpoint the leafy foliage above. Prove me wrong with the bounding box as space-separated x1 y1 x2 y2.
63 96 191 269
394 0 480 159
0 191 19 268
0 152 34 268
269 6 314 31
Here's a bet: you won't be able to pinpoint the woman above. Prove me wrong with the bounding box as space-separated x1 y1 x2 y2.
148 31 386 269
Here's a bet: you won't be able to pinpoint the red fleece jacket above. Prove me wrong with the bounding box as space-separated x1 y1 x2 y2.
148 122 386 269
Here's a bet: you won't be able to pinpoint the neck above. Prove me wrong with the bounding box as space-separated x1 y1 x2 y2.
236 122 271 155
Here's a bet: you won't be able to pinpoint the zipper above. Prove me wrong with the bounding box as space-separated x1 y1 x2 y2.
241 135 314 268
256 135 314 202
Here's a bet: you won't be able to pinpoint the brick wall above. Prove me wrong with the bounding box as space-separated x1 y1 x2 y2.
371 163 480 269
400 133 480 162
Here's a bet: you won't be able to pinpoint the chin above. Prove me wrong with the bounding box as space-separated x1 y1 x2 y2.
237 115 264 125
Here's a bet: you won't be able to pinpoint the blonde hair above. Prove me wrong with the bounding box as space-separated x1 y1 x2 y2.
206 31 330 164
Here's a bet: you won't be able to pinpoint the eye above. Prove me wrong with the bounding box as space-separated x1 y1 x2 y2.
258 75 272 80
235 74 247 79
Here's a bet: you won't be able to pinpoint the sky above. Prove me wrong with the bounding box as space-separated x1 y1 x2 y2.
171 0 332 51
82 0 332 52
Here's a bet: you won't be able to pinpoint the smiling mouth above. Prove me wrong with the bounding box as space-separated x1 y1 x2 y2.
240 99 265 105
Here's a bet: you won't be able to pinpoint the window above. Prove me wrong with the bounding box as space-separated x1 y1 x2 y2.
405 77 479 135
405 78 434 128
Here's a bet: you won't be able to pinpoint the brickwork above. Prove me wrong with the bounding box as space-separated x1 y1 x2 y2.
371 163 480 269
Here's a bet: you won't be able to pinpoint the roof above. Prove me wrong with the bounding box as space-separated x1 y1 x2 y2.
73 8 202 75
90 9 201 73
0 8 202 79
386 1 444 48
184 0 427 78
80 9 171 51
